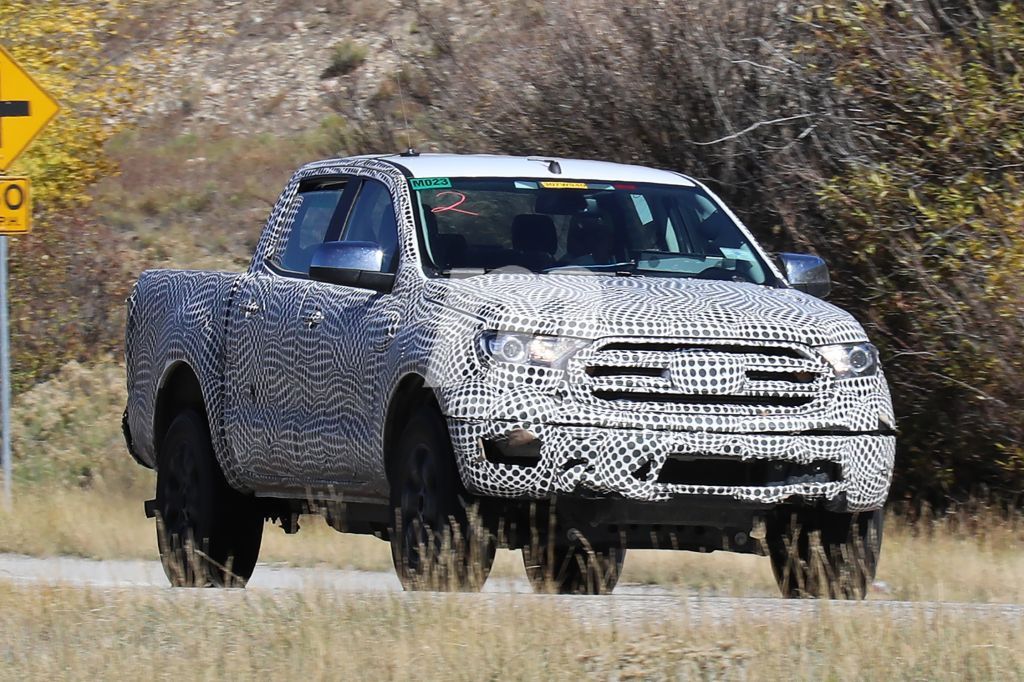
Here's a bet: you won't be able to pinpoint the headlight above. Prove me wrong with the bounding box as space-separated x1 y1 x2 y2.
477 331 589 369
818 343 880 379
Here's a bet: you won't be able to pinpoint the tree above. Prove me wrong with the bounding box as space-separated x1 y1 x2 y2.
0 1 151 389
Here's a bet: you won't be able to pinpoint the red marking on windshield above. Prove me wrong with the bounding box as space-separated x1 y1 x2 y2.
430 191 479 216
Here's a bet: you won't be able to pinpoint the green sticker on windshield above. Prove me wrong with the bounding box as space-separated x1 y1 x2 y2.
410 177 452 191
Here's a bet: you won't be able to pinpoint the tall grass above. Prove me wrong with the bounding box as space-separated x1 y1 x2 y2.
5 483 1024 604
0 582 1021 680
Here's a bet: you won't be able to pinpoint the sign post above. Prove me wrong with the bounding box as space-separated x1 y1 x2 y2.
0 234 9 508
0 46 59 509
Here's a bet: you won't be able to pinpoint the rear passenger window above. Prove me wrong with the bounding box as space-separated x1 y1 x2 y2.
343 180 400 272
278 187 345 274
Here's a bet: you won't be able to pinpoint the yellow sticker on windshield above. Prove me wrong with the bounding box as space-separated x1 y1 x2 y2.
539 181 588 189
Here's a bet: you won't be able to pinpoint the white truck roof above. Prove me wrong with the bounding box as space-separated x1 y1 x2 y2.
372 153 697 187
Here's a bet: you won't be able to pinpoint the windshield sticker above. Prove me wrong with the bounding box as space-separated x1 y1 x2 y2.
539 181 588 190
514 181 539 190
410 177 452 191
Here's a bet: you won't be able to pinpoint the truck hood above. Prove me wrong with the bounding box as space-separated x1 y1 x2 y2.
424 273 868 346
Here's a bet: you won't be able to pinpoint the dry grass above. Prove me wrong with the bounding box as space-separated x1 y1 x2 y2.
0 582 1021 680
5 487 1024 604
91 125 337 274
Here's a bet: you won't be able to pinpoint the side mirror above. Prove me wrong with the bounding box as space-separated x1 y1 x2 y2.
777 252 831 298
309 241 395 294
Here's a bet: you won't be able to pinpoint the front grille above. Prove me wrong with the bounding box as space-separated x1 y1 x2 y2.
655 455 842 487
598 341 806 358
574 338 831 413
586 366 667 379
746 370 816 384
591 391 815 408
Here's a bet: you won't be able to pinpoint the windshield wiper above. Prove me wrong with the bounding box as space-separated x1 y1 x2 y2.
632 267 754 284
543 261 639 276
440 267 490 278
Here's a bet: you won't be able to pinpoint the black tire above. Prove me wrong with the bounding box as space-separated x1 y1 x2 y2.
389 407 495 591
523 533 626 595
155 409 263 587
766 508 883 599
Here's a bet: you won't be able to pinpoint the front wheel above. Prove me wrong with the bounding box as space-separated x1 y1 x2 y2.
388 407 495 591
766 508 883 599
155 409 263 587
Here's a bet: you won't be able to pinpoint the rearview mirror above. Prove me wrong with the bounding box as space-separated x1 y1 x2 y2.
535 190 588 215
309 241 395 294
777 253 831 298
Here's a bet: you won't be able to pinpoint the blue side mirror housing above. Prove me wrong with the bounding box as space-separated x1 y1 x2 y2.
309 241 395 293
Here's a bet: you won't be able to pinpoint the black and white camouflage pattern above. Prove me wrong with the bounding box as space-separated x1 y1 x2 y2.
125 155 895 513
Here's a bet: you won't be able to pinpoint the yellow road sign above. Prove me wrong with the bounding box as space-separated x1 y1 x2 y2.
0 46 59 172
0 177 29 235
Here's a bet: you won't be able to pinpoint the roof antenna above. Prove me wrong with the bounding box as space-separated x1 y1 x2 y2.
527 157 561 173
390 37 417 156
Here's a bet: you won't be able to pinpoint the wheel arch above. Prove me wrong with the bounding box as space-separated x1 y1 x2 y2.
153 361 208 461
383 373 442 486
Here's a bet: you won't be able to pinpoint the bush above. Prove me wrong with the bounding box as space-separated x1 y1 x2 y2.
0 1 152 391
400 0 1024 505
321 40 368 79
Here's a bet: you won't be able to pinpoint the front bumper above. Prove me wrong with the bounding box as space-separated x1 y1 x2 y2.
448 419 895 512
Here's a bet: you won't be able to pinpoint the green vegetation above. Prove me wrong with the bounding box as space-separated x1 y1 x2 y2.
808 2 1024 499
321 39 368 79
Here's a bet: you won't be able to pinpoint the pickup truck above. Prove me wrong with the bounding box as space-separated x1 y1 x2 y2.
123 153 896 597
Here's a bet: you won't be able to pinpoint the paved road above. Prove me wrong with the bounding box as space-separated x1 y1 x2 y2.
1 553 1021 626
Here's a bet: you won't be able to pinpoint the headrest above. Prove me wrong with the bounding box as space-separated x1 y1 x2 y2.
511 214 557 255
433 233 467 268
566 215 609 257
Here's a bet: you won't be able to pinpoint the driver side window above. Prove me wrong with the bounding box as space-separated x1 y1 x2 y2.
276 180 350 275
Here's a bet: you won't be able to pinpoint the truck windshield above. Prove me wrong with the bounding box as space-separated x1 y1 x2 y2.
412 178 774 284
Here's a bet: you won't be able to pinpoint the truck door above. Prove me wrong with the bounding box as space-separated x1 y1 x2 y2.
290 177 403 489
222 178 355 489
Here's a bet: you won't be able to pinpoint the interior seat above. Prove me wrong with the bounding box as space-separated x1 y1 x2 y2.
510 214 558 271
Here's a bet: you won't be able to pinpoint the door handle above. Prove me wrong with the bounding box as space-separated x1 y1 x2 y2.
373 312 402 352
304 309 324 328
384 312 401 339
241 300 261 318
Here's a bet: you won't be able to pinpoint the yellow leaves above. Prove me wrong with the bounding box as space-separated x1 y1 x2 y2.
0 1 151 208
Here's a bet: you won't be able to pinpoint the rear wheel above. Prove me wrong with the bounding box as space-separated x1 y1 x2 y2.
523 533 626 595
766 508 883 599
389 407 495 591
155 409 263 587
